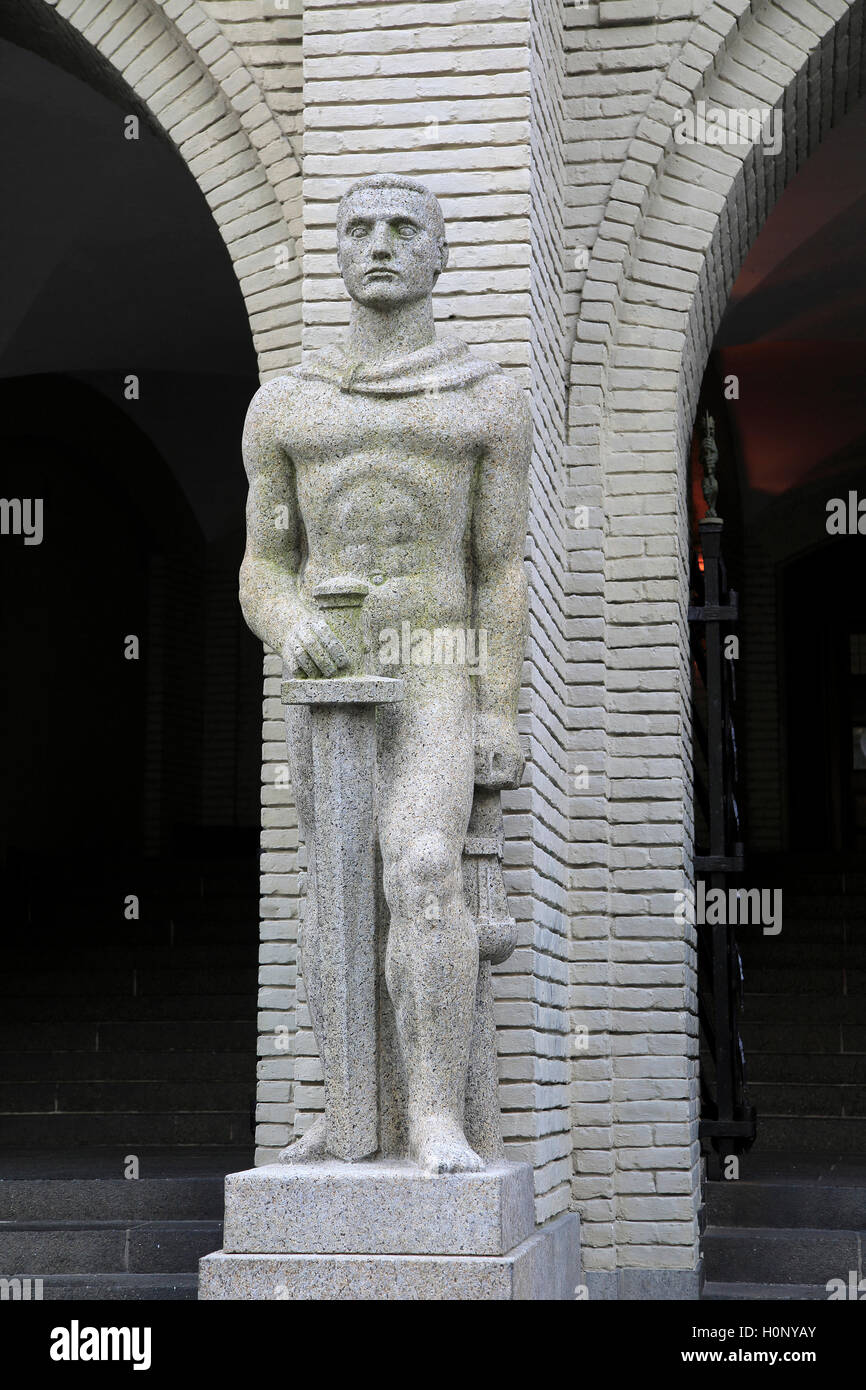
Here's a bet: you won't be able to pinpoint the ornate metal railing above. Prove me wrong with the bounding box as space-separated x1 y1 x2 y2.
689 412 755 1177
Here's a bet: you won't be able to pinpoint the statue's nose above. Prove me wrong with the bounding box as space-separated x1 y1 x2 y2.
369 224 392 257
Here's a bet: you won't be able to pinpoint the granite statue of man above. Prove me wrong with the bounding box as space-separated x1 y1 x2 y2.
239 173 530 1175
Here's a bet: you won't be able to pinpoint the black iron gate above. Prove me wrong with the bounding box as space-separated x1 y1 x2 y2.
689 413 756 1177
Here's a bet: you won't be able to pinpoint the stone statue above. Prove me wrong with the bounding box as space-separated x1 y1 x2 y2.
239 174 531 1176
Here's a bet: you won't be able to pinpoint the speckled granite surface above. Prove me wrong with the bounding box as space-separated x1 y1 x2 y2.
220 1160 535 1257
200 1211 580 1301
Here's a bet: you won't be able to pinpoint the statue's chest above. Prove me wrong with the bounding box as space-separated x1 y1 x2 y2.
289 390 481 465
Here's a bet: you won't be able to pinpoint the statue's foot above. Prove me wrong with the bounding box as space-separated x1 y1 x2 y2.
410 1113 485 1175
277 1115 330 1165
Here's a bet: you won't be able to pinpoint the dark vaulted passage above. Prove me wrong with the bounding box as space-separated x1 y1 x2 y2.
0 19 261 1297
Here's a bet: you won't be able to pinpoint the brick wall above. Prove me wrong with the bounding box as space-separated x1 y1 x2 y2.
41 0 866 1292
566 0 866 1294
200 0 303 140
516 0 573 1223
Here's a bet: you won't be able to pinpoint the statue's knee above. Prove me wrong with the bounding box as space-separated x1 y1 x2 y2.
384 832 460 916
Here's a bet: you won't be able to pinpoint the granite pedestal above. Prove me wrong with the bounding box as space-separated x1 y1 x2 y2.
198 1161 580 1300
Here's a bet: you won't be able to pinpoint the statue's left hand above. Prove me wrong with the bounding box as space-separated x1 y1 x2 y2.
474 713 525 789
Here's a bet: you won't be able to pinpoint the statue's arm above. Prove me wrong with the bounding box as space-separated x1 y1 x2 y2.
238 378 348 677
471 377 532 788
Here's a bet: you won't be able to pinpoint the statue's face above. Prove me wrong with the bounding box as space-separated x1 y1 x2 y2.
337 188 445 309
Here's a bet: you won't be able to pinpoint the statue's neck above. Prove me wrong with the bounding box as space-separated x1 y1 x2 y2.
345 300 435 364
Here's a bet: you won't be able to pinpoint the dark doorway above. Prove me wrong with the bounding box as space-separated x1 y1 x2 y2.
0 21 262 1181
696 90 866 1298
783 540 866 855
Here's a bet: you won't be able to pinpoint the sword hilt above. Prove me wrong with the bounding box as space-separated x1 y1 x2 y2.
312 576 372 676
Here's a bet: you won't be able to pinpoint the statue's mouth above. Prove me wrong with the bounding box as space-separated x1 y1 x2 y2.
365 267 397 279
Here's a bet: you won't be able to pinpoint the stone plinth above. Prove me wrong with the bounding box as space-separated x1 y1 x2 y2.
198 1162 580 1301
222 1160 533 1255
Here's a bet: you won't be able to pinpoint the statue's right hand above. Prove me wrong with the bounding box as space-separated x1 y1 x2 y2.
282 613 351 678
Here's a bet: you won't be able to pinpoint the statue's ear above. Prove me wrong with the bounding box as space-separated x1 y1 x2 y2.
439 239 449 274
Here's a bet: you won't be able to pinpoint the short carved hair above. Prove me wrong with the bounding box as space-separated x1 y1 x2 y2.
336 174 447 252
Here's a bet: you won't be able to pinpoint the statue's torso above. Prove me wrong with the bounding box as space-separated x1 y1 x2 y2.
281 375 487 628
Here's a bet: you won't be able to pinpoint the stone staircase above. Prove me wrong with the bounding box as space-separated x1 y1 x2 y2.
702 869 866 1298
0 856 258 1298
0 1153 240 1300
702 1155 866 1298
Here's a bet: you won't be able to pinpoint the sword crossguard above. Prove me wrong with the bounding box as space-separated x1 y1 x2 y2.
312 577 371 610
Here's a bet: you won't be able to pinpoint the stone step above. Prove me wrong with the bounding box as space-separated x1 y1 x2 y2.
742 945 866 970
771 893 866 913
0 1051 252 1083
0 1081 253 1114
96 1021 257 1052
11 900 258 928
0 1177 225 1222
137 969 258 995
739 918 847 941
702 1226 861 1284
748 1082 866 1116
749 1116 866 1152
0 1112 251 1147
702 1280 830 1300
0 995 256 1023
36 1273 199 1300
4 881 255 906
8 882 258 908
0 1024 100 1053
1 971 136 998
5 945 253 971
0 969 257 998
706 1179 866 1229
742 994 866 1023
736 868 866 892
786 872 866 891
741 968 864 995
748 1053 866 1083
0 1220 222 1275
0 1021 256 1052
167 925 260 948
741 1021 865 1052
0 1147 253 1179
751 934 863 952
9 920 259 952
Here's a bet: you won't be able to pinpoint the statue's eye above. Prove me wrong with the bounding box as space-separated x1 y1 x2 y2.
349 224 368 238
396 223 418 238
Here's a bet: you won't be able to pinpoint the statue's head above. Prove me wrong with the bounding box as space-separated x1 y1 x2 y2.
336 174 448 310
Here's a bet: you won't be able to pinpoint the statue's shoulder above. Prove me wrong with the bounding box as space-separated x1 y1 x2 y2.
246 371 301 411
469 363 526 400
245 369 318 426
469 361 530 425
254 368 310 399
242 373 315 462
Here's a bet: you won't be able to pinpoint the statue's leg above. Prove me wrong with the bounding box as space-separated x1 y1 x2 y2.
378 671 479 1174
278 703 329 1163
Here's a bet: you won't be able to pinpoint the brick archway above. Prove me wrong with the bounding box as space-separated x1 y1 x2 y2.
34 0 302 377
5 0 305 1171
567 0 866 1298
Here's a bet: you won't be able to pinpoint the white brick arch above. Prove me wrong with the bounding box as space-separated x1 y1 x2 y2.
37 0 302 375
567 0 866 1295
15 0 304 1172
